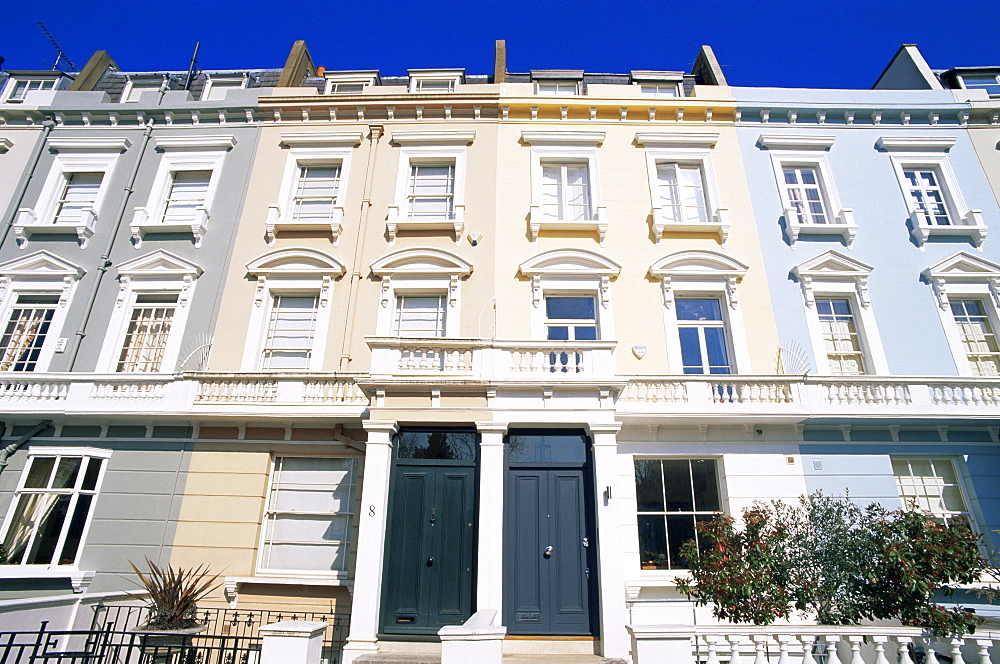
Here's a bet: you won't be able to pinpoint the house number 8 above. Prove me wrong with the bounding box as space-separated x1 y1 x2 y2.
369 506 376 517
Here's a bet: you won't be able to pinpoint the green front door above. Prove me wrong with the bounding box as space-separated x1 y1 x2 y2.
380 429 477 636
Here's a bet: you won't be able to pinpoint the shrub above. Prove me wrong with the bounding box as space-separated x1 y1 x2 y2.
128 558 221 630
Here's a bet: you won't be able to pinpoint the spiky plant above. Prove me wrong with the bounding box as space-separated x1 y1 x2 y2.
128 558 221 630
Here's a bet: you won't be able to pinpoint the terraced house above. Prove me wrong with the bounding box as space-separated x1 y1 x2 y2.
0 40 998 664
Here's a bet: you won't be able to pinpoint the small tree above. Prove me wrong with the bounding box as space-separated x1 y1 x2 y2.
676 492 987 636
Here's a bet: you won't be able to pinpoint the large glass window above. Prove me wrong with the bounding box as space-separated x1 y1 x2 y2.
162 170 211 225
0 294 59 372
406 163 455 220
259 457 357 574
116 293 177 372
635 458 721 570
54 173 103 224
904 168 951 226
291 165 341 222
395 294 447 338
0 452 107 566
816 297 866 375
262 294 320 370
541 163 591 220
892 457 971 525
657 164 707 224
783 166 828 225
545 296 597 341
677 298 731 374
950 299 1000 376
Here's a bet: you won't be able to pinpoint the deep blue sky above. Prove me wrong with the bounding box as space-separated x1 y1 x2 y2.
4 0 998 89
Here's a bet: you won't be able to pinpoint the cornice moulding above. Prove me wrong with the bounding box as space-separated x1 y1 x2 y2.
389 130 476 145
635 132 719 148
279 131 365 146
758 134 836 150
876 136 957 151
48 137 132 151
153 135 237 150
520 131 605 146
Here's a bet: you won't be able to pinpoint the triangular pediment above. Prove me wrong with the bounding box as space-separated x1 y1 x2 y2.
117 250 203 279
519 249 621 278
372 247 472 277
0 250 84 279
649 250 747 278
791 250 873 280
923 251 1000 282
247 248 345 277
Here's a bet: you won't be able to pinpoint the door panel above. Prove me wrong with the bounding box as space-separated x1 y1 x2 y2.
505 469 591 635
381 466 475 635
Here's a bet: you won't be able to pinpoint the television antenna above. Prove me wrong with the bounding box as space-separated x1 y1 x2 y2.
37 22 75 71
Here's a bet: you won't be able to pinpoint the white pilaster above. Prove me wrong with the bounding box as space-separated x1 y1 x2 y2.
476 422 507 612
588 423 630 661
342 420 397 664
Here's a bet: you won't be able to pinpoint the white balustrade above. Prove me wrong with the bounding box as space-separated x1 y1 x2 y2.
195 377 278 402
302 379 367 403
0 378 70 400
820 380 911 406
92 380 167 400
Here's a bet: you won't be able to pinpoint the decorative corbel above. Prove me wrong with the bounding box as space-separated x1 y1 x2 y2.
800 275 814 308
931 278 949 310
726 276 739 309
59 277 73 307
449 275 459 307
600 275 611 309
857 276 871 308
531 275 542 308
990 278 1000 309
320 275 332 307
116 276 131 307
380 276 392 307
254 276 267 307
179 275 193 307
660 276 674 309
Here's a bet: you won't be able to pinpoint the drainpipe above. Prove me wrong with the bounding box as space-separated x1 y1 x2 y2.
0 118 56 247
0 420 54 477
66 119 155 370
338 124 383 371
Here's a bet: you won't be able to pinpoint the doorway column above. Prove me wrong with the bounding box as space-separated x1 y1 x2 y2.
342 420 397 664
588 422 629 661
475 422 507 613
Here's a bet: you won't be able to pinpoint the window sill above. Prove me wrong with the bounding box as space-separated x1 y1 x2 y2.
387 204 464 245
910 210 987 248
130 206 209 248
653 207 730 245
0 566 96 593
13 208 97 249
625 573 688 600
265 204 344 247
224 574 352 608
528 205 608 245
784 207 857 249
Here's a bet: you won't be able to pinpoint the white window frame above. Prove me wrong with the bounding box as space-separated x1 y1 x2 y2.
648 250 750 375
2 75 64 104
759 134 856 249
519 249 621 340
0 251 84 373
129 135 235 248
322 71 379 95
922 251 1000 377
891 456 976 525
535 80 580 96
201 73 248 101
121 74 171 103
637 132 728 244
241 248 345 372
265 132 362 246
408 69 464 93
96 250 202 373
14 139 130 249
387 133 474 245
878 137 986 248
255 455 359 578
522 132 606 245
791 250 889 375
956 73 1000 98
0 446 111 587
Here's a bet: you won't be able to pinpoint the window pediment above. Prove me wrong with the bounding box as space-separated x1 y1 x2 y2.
117 250 203 280
48 138 132 152
922 251 1000 310
876 136 957 152
519 249 621 279
246 248 346 278
279 132 364 147
521 131 605 146
757 134 836 150
0 250 84 280
791 250 873 309
152 135 237 151
371 248 472 278
648 250 747 310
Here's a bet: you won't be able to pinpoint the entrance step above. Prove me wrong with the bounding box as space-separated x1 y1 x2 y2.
503 637 595 656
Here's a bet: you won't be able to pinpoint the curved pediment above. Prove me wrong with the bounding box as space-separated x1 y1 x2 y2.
519 249 621 278
246 248 346 277
371 247 473 277
117 250 203 279
648 250 748 279
0 250 84 279
790 250 873 281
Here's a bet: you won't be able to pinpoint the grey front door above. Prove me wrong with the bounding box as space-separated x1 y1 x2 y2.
504 430 595 635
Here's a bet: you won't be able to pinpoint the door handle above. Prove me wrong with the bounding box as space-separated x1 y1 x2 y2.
426 557 434 566
544 546 554 557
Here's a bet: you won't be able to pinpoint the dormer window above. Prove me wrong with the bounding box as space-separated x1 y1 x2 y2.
408 69 464 93
202 74 247 101
2 74 67 104
532 70 584 97
537 81 579 96
7 79 55 102
122 75 172 102
640 83 680 98
958 73 1000 97
631 71 685 99
323 71 379 95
